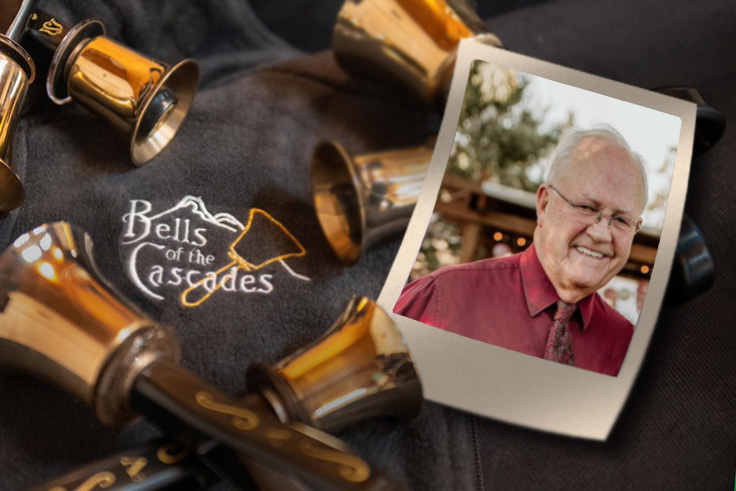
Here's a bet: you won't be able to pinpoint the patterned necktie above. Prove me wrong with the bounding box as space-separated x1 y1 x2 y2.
543 300 577 365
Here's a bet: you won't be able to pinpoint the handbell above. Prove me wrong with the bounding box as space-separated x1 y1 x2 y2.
36 295 423 491
312 139 433 265
1 223 399 490
0 0 36 211
26 10 199 165
0 222 180 425
248 296 423 432
333 0 502 106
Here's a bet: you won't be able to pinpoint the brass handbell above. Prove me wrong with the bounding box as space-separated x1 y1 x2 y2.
333 0 502 106
34 294 423 491
0 223 400 490
0 222 180 425
26 10 199 165
248 296 423 432
0 0 36 211
312 139 433 266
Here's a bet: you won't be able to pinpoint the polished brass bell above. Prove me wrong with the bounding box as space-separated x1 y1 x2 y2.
0 0 37 211
312 139 433 265
333 0 502 106
0 222 180 425
247 296 423 432
326 0 500 262
27 10 199 165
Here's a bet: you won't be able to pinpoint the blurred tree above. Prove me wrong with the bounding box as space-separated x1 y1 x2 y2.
410 215 462 280
642 144 677 230
449 60 563 192
412 61 566 278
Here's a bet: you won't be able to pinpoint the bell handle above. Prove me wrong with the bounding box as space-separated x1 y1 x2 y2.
28 439 208 491
2 0 37 41
130 359 404 491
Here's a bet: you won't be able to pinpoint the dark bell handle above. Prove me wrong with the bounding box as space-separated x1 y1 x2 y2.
27 439 209 491
652 87 723 305
131 359 404 491
25 9 72 51
664 213 714 306
653 87 726 157
0 0 37 40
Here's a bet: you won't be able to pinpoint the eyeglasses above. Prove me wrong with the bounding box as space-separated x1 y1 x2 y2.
548 184 641 234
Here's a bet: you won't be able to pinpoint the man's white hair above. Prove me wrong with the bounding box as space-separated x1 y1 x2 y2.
547 125 648 211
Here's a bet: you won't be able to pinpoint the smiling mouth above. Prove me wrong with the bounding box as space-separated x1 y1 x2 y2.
575 246 607 259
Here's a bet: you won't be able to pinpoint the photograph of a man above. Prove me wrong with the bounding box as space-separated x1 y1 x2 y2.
395 126 647 376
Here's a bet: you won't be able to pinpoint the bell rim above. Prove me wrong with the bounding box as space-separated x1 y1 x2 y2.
130 58 200 166
0 35 34 83
46 19 105 105
247 363 313 426
94 323 181 426
311 140 367 266
0 159 23 211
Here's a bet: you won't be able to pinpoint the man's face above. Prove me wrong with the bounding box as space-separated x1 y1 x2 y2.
535 138 645 303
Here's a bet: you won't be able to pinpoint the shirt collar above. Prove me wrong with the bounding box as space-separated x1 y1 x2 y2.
520 244 594 331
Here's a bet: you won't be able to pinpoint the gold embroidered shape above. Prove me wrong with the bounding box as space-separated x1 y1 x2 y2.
181 208 306 307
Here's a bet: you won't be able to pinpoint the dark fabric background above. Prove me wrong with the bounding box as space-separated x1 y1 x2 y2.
0 0 734 490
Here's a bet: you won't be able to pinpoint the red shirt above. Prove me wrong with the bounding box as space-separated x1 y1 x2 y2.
394 245 634 376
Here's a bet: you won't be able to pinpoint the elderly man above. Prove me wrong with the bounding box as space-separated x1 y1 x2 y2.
394 126 647 376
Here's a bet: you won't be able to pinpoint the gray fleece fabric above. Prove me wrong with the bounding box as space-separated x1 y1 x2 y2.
1 0 736 490
1 1 466 490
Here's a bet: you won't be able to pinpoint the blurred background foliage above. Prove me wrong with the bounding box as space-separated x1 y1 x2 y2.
448 61 563 190
417 62 565 277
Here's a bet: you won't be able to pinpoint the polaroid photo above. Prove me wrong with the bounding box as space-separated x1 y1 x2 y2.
378 39 696 440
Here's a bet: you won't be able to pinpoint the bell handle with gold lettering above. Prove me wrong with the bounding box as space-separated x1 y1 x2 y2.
34 294 419 491
27 439 213 491
26 10 105 105
24 8 199 165
33 389 400 491
128 358 403 491
31 417 395 491
33 359 401 490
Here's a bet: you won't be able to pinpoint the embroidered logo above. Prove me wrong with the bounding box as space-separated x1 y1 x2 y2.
120 196 309 307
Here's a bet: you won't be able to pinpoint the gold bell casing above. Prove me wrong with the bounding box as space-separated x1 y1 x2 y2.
0 0 39 211
0 223 180 426
0 36 32 211
28 11 199 165
247 296 423 433
67 37 198 165
333 0 502 106
312 139 433 265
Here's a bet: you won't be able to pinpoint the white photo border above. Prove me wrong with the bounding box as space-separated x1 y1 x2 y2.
377 40 696 440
